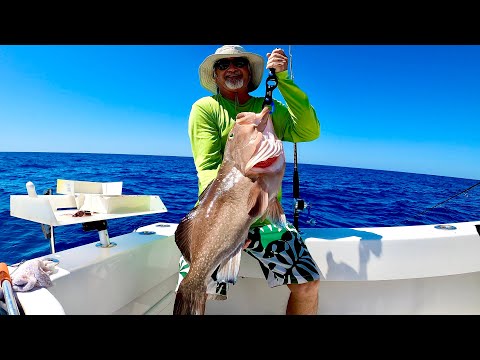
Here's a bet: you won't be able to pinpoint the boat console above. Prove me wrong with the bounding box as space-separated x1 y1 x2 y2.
6 179 173 315
10 179 167 251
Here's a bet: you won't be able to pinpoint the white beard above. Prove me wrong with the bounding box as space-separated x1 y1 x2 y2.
225 78 244 90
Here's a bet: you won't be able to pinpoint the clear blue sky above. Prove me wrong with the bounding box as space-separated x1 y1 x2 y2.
1 45 479 180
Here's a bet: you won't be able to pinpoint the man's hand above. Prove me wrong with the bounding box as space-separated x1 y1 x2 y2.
266 48 288 73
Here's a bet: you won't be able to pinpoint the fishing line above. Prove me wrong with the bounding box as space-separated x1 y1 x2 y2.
397 180 480 225
288 46 313 230
289 45 299 193
289 46 300 230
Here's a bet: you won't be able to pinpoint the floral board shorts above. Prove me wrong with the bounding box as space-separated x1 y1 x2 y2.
176 222 321 300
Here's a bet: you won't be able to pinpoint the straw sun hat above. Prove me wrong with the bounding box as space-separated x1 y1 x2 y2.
199 45 265 93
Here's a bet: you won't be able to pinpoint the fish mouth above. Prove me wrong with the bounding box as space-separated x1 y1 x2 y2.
240 107 285 174
253 156 279 168
246 132 285 174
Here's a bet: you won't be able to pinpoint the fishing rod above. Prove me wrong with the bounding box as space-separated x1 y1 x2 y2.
288 46 307 232
397 180 480 225
292 140 305 231
263 46 311 231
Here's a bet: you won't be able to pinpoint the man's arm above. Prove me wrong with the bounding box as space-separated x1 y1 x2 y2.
276 70 320 143
265 48 320 143
188 99 223 197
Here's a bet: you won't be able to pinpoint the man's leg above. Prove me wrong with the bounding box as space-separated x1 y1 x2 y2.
245 223 322 315
286 280 320 315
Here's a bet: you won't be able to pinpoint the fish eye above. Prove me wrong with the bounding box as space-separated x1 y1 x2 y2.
228 132 234 139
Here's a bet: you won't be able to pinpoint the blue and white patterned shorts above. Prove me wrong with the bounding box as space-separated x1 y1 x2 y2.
176 222 321 300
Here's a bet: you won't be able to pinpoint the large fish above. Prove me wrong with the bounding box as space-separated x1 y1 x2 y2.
173 106 287 315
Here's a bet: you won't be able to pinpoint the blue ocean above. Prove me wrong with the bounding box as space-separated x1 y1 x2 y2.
1 152 479 266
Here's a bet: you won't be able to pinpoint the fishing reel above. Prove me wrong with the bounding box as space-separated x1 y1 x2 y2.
293 198 317 227
294 198 306 212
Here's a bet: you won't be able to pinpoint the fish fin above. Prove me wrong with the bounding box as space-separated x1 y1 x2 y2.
247 183 269 218
207 293 227 301
173 284 208 315
174 215 195 263
215 248 243 285
262 198 287 227
174 179 217 263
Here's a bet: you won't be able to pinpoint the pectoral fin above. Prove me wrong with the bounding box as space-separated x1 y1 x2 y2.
247 183 269 219
261 198 287 228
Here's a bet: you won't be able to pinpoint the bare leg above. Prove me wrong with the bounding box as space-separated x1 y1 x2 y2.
286 279 320 315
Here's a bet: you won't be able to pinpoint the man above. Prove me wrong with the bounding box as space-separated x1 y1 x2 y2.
178 45 321 315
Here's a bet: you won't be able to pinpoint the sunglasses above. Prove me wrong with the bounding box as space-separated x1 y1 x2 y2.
214 57 249 71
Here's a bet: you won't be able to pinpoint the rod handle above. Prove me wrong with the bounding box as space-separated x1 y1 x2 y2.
0 262 12 286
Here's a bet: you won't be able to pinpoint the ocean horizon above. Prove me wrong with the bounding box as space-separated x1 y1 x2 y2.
1 151 479 265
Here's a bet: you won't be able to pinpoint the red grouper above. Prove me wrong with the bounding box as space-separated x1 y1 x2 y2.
173 106 287 315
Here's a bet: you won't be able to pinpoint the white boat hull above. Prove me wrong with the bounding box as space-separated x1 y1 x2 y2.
205 272 480 315
10 220 480 315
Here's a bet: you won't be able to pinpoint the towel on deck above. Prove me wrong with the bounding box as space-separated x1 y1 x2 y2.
10 259 56 292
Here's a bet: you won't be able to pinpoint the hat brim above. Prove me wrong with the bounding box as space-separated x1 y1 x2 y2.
199 52 265 94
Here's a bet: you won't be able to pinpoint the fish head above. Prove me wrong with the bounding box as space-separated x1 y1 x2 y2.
223 109 265 174
231 107 286 177
223 107 286 201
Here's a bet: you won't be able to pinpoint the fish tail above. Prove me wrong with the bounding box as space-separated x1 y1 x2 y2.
173 283 208 315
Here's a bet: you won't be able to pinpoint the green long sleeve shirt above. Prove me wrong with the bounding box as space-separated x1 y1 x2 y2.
188 70 320 226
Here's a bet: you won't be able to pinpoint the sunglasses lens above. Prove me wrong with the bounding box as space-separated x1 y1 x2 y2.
233 58 247 68
215 58 249 70
215 60 230 70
